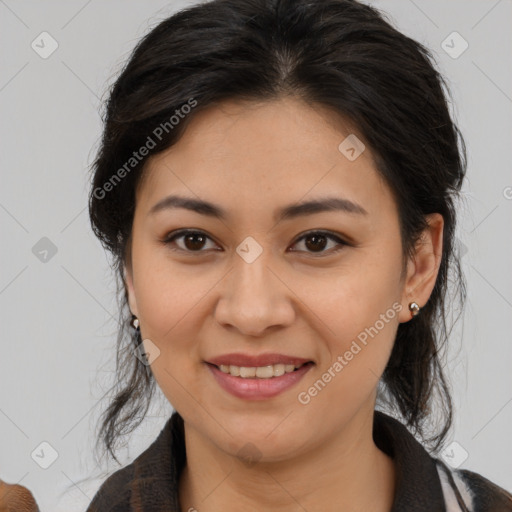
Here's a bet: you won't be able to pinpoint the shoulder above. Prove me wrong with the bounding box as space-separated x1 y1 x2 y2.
85 413 183 511
85 462 134 512
435 460 512 512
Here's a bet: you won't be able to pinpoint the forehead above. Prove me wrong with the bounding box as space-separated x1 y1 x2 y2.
136 97 392 219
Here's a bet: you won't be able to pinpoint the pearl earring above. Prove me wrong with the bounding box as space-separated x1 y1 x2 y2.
408 302 421 317
130 315 140 330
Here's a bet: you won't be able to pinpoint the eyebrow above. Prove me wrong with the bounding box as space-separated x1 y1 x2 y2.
148 194 368 222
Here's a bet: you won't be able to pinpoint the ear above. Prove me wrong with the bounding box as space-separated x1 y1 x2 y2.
124 262 139 319
398 213 444 323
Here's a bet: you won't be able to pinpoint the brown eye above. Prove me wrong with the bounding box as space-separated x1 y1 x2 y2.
162 229 348 256
290 231 348 255
304 233 328 252
163 230 219 252
182 232 207 251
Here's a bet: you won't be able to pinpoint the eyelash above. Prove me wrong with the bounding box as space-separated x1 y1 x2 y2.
161 229 349 256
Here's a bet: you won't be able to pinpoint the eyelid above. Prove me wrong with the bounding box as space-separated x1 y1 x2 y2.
161 228 350 255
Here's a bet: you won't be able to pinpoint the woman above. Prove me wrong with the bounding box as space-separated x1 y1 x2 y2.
3 0 509 510
85 0 512 510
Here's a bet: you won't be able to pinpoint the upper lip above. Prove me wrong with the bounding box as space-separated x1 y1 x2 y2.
206 353 313 367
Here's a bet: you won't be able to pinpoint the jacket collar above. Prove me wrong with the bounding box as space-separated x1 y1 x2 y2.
128 411 185 511
127 410 445 511
373 410 446 511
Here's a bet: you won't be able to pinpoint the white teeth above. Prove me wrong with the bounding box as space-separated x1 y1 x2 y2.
218 363 305 378
240 366 256 378
256 366 273 378
229 365 240 377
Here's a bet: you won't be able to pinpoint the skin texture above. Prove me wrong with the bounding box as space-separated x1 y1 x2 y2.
124 97 443 512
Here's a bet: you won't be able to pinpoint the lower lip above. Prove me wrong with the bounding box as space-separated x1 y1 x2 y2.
206 362 314 400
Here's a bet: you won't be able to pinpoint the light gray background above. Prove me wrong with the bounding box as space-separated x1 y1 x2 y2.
1 0 511 510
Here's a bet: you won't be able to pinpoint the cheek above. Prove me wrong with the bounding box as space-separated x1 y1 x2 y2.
296 252 402 401
294 294 400 434
315 288 399 374
133 239 214 335
134 263 212 411
303 250 402 345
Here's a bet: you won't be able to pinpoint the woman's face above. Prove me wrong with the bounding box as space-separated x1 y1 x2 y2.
125 97 440 462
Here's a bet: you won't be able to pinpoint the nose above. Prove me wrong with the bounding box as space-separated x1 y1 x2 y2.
213 249 296 337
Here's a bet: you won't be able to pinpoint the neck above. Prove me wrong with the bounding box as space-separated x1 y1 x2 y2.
178 407 396 512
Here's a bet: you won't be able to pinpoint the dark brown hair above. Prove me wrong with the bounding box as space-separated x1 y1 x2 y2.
87 0 466 470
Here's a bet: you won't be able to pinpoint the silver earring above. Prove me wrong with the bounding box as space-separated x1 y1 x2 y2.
408 302 421 317
130 315 140 331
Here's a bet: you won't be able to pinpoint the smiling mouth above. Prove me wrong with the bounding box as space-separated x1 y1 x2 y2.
207 361 314 379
